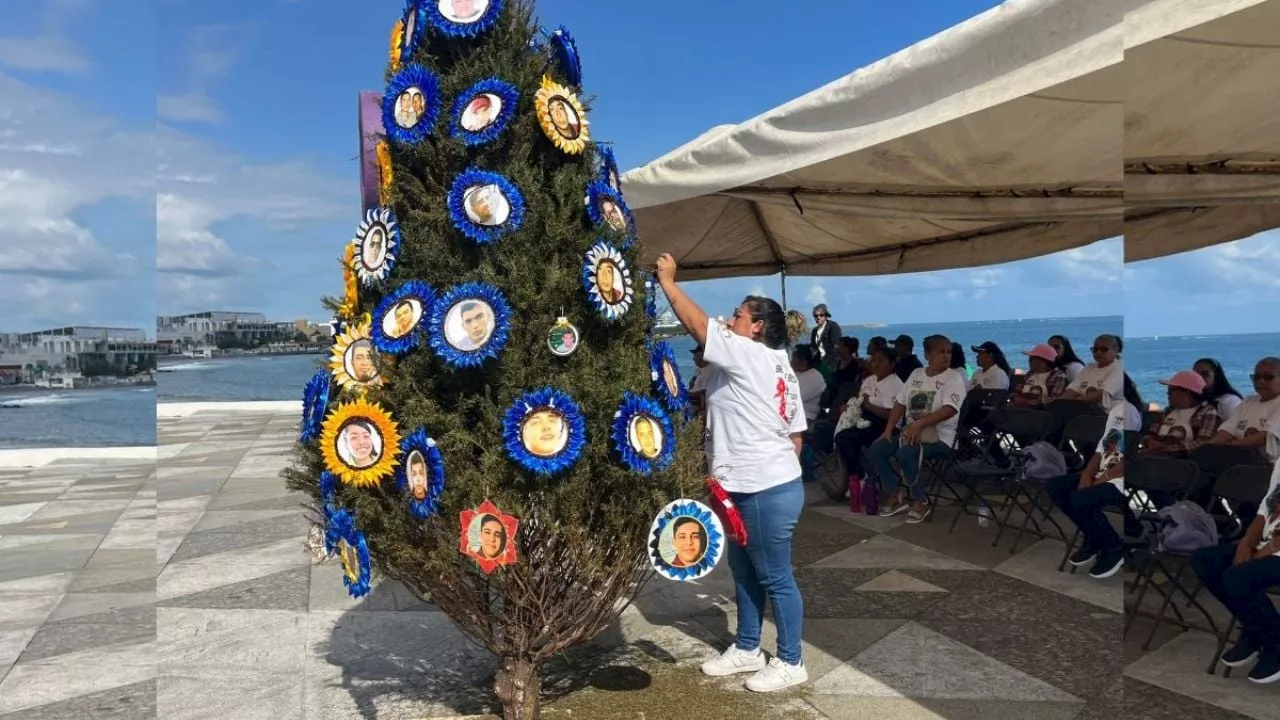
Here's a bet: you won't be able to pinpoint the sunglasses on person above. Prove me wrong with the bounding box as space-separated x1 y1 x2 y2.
813 313 828 319
1090 346 1113 354
1252 373 1277 382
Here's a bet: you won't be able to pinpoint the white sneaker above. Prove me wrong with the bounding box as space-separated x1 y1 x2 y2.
700 645 767 677
745 657 808 692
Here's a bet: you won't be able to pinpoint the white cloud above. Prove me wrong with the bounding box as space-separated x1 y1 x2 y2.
157 25 242 124
805 281 828 306
0 33 90 74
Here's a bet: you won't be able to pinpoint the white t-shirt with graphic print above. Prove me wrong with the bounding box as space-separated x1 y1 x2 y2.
1095 401 1140 491
1256 454 1280 550
970 365 1010 391
1068 360 1124 411
895 367 968 447
1222 394 1280 439
702 318 806 494
863 373 905 412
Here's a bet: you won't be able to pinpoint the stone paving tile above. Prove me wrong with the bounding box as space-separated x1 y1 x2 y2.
796 568 977 620
159 566 310 612
0 678 156 720
19 604 155 662
167 515 311 564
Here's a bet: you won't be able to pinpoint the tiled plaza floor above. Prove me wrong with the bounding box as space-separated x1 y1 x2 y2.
0 406 1272 718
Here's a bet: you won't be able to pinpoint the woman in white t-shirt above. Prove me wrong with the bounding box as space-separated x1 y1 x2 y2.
969 341 1012 391
1142 370 1222 456
1047 373 1144 580
1012 343 1069 408
1061 334 1124 410
1048 334 1087 383
1206 357 1280 453
833 347 903 508
655 254 808 694
868 335 967 523
1191 459 1280 684
1195 357 1245 419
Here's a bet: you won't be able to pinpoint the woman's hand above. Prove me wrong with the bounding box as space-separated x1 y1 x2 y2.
900 424 921 446
656 253 677 285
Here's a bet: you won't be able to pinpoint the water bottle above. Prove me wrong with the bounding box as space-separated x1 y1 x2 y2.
977 504 992 528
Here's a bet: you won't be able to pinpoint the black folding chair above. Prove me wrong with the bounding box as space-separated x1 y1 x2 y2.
1057 430 1141 572
1123 457 1215 650
1002 414 1107 555
1141 410 1163 435
1200 465 1277 675
939 407 1054 535
1187 444 1270 510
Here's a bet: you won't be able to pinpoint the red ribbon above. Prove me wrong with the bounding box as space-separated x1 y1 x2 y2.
706 476 748 546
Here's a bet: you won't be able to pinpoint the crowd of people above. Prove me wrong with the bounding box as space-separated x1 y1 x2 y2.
659 256 1280 693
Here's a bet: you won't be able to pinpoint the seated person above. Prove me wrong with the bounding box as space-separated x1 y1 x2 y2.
792 346 827 425
1196 357 1245 419
950 343 969 383
969 341 1012 391
892 334 923 382
1205 357 1280 454
1191 461 1280 685
1013 344 1069 408
834 347 902 496
1048 334 1087 383
869 335 966 523
688 344 710 413
1060 334 1124 411
1049 373 1143 580
1142 370 1221 457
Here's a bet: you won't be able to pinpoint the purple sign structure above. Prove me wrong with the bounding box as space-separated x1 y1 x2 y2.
358 91 385 212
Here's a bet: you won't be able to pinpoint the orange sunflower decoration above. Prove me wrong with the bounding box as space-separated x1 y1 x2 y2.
320 397 402 489
338 242 359 320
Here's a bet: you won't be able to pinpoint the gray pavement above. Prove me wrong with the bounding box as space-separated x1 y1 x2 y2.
0 406 1270 718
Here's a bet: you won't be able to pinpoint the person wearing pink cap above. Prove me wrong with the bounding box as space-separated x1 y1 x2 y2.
1142 370 1222 457
1013 344 1069 409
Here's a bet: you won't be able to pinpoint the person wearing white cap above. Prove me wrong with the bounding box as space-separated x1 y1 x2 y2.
1013 344 1069 409
1142 370 1222 457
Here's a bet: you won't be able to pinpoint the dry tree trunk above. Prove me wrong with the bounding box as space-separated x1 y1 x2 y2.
494 655 541 720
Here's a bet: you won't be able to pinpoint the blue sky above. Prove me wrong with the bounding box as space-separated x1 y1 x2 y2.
0 0 1274 339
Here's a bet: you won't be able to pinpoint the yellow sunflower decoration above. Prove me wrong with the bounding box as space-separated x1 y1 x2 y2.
535 75 589 155
376 141 393 206
338 242 359 319
320 397 402 488
389 19 404 71
329 317 383 393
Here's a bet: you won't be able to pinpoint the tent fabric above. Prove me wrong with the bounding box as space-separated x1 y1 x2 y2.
621 0 1279 280
1123 0 1280 261
621 0 1125 281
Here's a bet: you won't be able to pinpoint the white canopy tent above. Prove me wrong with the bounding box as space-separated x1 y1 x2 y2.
1123 0 1280 261
620 0 1280 281
620 0 1125 281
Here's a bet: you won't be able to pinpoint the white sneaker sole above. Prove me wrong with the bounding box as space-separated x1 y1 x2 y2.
1067 554 1096 568
746 669 809 693
701 657 766 677
1089 560 1123 580
1221 650 1259 668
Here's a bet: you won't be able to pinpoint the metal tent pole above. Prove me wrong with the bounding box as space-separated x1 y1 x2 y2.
780 269 788 312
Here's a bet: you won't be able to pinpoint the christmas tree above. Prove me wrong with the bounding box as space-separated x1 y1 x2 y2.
283 2 708 718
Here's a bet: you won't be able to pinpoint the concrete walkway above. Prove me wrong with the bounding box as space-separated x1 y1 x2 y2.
0 405 1265 718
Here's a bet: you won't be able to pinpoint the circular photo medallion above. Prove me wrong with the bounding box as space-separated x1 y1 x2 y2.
650 340 687 414
502 388 586 476
459 499 518 575
384 298 422 340
582 241 633 321
329 321 383 392
362 225 388 269
547 318 579 357
404 449 430 500
521 408 568 458
444 299 495 352
628 414 664 461
661 359 680 398
586 180 636 246
337 418 384 471
345 339 379 385
438 0 489 24
394 86 427 130
547 95 582 141
462 93 503 132
535 76 589 154
463 184 511 227
648 500 724 582
353 207 400 285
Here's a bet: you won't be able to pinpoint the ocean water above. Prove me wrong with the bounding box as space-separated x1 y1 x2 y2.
6 317 1275 449
0 387 156 450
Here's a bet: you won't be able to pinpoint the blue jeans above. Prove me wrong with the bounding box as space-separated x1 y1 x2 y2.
728 478 805 665
868 434 949 501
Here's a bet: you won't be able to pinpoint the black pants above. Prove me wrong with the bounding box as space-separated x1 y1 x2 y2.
1192 542 1280 652
834 418 887 480
1046 474 1137 553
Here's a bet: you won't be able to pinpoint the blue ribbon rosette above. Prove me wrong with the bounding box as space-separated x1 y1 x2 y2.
325 506 372 599
447 169 526 245
395 427 446 520
449 77 520 147
371 281 436 356
648 500 724 582
502 387 587 476
382 64 442 145
612 392 676 475
650 341 688 416
300 369 331 443
427 281 512 368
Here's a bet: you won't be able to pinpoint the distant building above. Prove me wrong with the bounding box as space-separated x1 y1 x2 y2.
155 311 308 352
0 326 157 382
